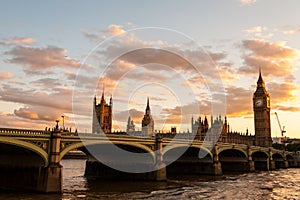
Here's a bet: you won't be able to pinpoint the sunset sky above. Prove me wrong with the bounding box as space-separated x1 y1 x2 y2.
0 0 300 138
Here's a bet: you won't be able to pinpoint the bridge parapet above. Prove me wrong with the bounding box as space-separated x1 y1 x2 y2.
0 128 48 136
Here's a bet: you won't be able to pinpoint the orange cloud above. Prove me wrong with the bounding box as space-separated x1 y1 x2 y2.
243 40 297 59
0 72 14 80
0 111 51 130
243 26 266 34
273 105 300 112
7 37 36 45
101 24 126 35
225 86 253 117
239 39 298 79
14 107 61 121
268 82 299 103
6 45 82 70
283 29 300 35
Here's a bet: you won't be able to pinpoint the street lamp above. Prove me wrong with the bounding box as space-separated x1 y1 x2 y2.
55 120 59 130
61 115 65 131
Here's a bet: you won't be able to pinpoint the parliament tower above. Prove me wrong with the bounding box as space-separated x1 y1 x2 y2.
92 90 112 134
141 97 154 136
253 69 272 147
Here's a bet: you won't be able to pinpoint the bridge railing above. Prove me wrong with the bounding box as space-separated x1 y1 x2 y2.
0 128 48 136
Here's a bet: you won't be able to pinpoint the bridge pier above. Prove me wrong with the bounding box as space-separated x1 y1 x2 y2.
212 144 222 175
39 126 63 193
38 164 63 193
289 155 299 167
283 160 289 168
282 152 289 169
269 159 276 170
247 147 255 172
152 136 167 181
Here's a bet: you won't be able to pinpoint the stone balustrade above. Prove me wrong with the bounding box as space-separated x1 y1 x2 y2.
0 128 48 136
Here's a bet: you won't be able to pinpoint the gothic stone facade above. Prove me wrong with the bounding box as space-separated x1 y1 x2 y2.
141 98 154 136
92 93 112 134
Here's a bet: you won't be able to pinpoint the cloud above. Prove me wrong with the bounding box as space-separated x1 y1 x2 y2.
0 108 78 131
13 105 80 125
0 84 73 112
101 24 126 35
243 26 274 39
6 37 36 45
5 45 81 70
239 0 257 5
124 22 136 29
243 26 266 34
239 39 298 78
268 82 298 103
225 86 252 116
0 83 89 130
240 56 292 76
273 105 300 112
82 23 134 42
283 29 300 35
96 41 228 89
0 111 47 129
242 40 297 59
162 85 253 119
31 78 62 89
14 106 61 121
0 72 14 80
81 30 106 43
113 108 144 124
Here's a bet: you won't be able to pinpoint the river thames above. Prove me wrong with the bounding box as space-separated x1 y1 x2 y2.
1 159 300 199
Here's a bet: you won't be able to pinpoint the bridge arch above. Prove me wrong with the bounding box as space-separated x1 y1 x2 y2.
218 148 248 172
162 144 214 175
162 144 213 159
286 154 295 167
272 152 284 160
0 137 48 166
218 146 248 159
272 152 286 169
251 150 269 158
60 140 155 162
251 151 269 170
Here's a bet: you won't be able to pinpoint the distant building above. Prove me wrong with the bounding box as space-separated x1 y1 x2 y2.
191 116 208 140
190 115 254 145
141 98 154 136
126 116 135 133
286 138 300 144
272 137 283 144
92 90 112 134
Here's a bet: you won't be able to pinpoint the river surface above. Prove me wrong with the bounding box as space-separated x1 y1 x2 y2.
1 159 300 199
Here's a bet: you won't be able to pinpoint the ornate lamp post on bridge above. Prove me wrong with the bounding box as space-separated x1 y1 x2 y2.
61 115 65 131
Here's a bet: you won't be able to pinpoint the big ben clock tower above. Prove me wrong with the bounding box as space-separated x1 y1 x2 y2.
253 69 272 147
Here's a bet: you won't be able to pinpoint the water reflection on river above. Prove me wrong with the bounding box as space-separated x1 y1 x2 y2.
1 159 300 199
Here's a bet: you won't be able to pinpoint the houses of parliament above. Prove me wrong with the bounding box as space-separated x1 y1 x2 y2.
92 70 272 147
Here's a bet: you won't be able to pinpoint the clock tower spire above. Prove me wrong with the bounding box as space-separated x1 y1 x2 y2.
253 69 272 147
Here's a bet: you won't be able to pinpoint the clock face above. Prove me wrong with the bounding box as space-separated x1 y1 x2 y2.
255 99 263 107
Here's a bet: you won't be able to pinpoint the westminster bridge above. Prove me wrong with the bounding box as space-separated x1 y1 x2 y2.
0 127 299 193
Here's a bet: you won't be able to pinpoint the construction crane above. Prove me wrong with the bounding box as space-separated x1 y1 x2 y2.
274 112 286 144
